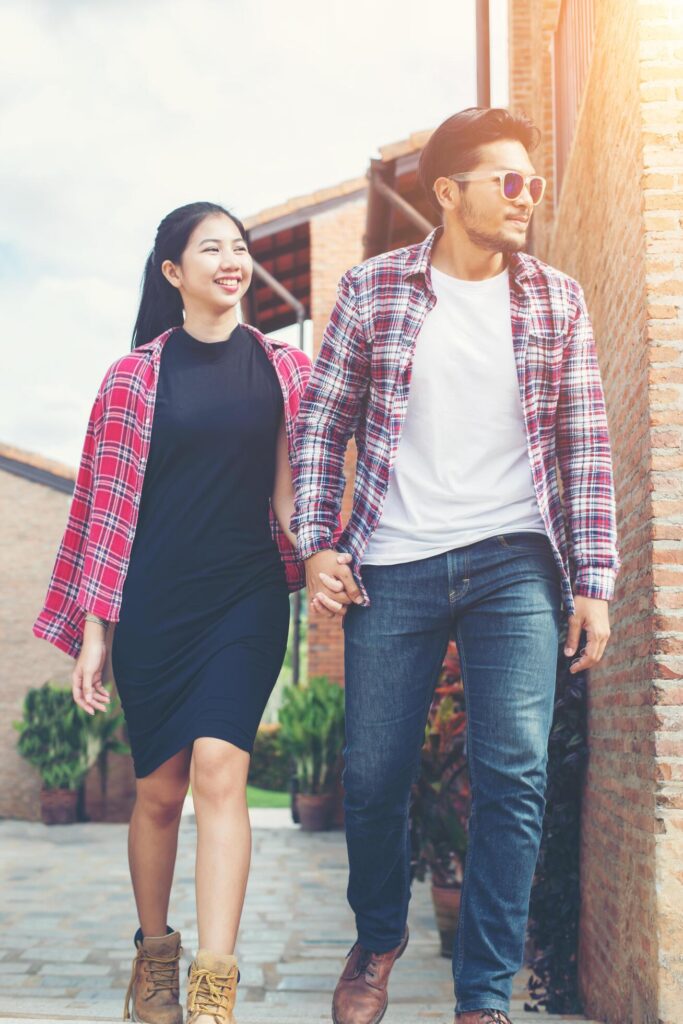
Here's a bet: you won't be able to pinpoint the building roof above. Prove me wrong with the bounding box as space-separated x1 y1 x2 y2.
241 129 436 334
0 443 75 494
244 176 368 235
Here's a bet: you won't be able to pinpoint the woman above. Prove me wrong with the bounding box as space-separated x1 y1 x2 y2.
34 202 311 1024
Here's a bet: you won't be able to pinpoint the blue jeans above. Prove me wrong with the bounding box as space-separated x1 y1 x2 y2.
342 532 563 1014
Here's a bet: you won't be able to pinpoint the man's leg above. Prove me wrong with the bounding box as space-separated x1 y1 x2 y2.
451 533 562 1016
343 556 452 952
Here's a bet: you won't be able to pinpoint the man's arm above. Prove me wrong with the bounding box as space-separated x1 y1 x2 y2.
557 283 619 671
291 271 370 559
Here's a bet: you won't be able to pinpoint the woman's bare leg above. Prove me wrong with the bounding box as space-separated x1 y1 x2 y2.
191 737 251 953
128 746 192 937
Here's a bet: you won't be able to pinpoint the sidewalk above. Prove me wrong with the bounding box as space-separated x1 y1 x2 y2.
0 812 600 1023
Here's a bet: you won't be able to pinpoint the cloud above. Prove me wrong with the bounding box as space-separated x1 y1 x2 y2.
1 0 509 465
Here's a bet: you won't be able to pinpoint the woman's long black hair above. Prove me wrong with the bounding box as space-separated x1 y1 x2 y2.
131 202 248 349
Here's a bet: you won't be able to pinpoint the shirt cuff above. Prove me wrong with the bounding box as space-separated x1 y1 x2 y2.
293 522 336 561
573 566 617 602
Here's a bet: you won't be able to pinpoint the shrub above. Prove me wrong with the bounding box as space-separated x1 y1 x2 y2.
525 645 588 1014
248 723 290 791
278 676 345 795
14 683 90 790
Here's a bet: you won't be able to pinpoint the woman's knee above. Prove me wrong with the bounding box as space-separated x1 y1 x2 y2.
191 738 249 805
135 778 188 826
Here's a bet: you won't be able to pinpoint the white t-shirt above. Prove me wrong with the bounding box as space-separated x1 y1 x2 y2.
362 264 546 565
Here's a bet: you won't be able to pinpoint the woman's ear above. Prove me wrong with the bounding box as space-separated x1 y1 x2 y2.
161 259 182 290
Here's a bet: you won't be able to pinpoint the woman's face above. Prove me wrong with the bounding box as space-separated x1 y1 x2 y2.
162 213 253 316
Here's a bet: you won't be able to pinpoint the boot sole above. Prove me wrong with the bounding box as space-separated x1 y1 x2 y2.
129 1011 183 1024
331 928 409 1024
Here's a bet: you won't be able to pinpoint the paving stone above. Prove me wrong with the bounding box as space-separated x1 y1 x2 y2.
0 819 600 1024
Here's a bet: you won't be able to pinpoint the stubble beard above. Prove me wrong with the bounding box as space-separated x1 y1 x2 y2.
460 194 528 255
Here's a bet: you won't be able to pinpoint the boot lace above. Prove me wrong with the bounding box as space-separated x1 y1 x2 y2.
476 1011 512 1024
187 965 238 1017
347 943 380 983
123 946 181 1020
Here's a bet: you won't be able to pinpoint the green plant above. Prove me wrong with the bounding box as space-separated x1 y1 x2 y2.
410 643 471 888
525 640 587 1015
14 683 90 790
84 688 129 799
247 723 290 791
277 675 345 795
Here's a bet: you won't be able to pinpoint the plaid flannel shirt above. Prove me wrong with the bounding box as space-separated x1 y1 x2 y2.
291 228 620 617
34 325 311 659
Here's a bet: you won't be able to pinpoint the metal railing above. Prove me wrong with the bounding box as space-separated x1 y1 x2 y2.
553 0 596 199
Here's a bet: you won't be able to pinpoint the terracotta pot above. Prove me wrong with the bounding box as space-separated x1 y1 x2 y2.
431 883 462 958
297 792 334 831
40 788 78 825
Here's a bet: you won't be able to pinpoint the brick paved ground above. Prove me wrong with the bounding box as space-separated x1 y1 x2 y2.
0 811 599 1023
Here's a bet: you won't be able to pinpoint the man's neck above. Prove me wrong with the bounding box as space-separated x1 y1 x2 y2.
431 225 506 282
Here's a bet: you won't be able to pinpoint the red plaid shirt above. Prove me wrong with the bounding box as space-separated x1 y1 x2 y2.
34 325 311 658
292 228 620 617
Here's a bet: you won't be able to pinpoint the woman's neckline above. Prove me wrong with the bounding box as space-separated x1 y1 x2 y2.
176 324 242 346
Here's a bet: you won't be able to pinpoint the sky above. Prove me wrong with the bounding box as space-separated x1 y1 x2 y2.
1 0 508 466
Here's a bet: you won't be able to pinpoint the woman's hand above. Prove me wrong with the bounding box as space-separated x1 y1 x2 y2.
72 621 111 715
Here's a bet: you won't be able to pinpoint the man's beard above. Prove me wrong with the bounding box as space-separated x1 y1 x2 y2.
460 195 528 254
464 223 526 254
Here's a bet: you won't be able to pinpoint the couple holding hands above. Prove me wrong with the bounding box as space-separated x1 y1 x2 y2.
35 106 619 1024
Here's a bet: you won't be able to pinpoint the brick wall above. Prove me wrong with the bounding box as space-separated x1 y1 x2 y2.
510 2 683 1021
308 199 367 685
639 4 683 1020
0 471 76 819
0 468 136 822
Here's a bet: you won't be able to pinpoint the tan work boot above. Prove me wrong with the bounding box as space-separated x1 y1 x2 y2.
187 949 239 1024
123 928 183 1023
332 928 408 1024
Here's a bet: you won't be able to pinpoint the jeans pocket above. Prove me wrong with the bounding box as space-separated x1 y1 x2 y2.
496 531 550 551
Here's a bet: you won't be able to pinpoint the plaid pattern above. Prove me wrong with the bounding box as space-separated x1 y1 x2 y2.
34 325 311 658
292 228 620 616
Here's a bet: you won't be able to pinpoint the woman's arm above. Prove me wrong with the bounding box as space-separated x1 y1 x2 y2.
271 417 297 548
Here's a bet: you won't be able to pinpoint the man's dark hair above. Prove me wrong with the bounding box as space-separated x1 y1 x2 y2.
418 107 540 212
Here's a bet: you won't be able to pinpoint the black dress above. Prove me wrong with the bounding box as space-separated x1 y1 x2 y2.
112 326 290 778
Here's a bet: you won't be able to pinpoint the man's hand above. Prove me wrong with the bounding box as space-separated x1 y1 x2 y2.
305 550 364 619
565 595 611 674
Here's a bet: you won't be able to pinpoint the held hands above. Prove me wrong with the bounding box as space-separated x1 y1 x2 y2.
565 595 611 674
305 550 364 619
72 621 111 715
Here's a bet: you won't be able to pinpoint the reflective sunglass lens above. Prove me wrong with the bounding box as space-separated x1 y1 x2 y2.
529 177 545 204
503 172 524 199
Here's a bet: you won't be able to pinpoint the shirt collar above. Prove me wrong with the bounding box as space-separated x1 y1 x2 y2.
403 225 532 290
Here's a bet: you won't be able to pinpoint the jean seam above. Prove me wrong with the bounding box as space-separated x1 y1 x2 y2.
452 621 474 988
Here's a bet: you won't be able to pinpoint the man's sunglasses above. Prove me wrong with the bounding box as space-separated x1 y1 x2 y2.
448 170 547 206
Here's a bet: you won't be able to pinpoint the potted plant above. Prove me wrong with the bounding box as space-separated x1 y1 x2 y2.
14 683 91 824
410 642 471 956
82 686 130 821
278 675 345 830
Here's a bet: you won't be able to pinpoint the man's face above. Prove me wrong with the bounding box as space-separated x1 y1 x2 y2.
447 139 538 254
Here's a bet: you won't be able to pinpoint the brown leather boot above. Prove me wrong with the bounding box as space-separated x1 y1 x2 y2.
332 928 409 1024
454 1011 513 1024
123 928 183 1023
186 949 239 1024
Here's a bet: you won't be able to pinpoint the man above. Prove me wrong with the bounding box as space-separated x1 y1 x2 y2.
291 107 619 1024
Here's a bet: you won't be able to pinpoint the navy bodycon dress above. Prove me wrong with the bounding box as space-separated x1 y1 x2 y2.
112 326 290 778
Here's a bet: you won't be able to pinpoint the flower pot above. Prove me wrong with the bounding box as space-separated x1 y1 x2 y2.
431 883 462 958
297 792 333 831
40 788 78 825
